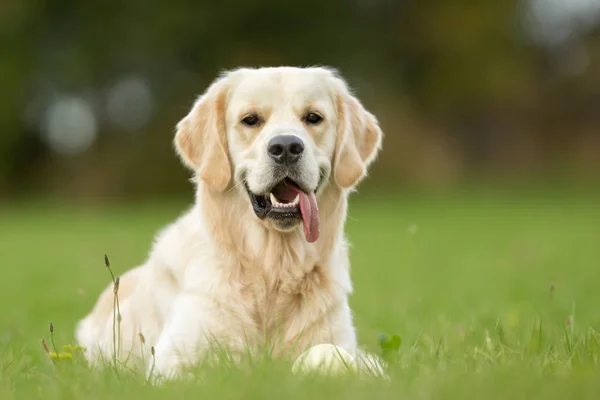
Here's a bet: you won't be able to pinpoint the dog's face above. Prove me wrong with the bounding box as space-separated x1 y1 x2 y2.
174 67 382 243
226 69 337 242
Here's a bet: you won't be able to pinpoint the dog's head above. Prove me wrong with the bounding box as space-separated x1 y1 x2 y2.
175 67 382 243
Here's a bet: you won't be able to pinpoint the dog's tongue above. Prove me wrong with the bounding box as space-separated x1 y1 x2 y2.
283 184 319 243
298 190 319 243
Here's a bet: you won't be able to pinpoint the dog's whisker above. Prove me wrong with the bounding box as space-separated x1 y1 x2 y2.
226 178 247 194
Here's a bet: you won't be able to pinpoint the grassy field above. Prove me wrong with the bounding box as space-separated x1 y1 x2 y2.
0 188 599 399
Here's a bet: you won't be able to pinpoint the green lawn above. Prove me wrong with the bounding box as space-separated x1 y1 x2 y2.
1 189 599 399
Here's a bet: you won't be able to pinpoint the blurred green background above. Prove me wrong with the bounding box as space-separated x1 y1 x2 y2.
2 0 599 200
1 1 600 398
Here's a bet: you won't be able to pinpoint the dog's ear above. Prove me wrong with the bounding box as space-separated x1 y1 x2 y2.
333 80 383 189
174 77 231 192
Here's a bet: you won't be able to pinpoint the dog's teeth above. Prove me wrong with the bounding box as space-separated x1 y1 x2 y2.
268 192 299 209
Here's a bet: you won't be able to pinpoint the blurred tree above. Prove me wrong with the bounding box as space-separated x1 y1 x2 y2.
0 0 598 199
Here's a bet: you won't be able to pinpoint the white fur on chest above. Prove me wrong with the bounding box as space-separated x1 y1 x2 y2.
153 208 351 353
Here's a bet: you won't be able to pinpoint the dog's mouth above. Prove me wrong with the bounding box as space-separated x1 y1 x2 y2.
247 178 320 243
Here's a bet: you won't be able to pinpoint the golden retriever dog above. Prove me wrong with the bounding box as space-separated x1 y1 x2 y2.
75 66 383 379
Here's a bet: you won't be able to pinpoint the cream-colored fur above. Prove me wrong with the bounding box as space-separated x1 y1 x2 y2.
75 66 383 380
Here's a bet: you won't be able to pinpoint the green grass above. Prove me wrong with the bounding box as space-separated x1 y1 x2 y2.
1 189 599 399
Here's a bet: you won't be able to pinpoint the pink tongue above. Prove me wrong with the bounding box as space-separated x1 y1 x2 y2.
285 186 320 243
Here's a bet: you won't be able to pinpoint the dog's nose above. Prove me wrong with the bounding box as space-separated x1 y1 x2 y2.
267 135 304 165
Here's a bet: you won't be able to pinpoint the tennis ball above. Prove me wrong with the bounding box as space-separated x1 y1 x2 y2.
292 344 356 376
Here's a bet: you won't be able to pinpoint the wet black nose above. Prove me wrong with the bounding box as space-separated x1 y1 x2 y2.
267 135 305 165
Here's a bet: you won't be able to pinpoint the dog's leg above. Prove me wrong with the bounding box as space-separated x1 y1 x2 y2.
148 293 224 381
75 266 155 370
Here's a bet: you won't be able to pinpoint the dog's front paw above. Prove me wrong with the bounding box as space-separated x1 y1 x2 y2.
147 348 191 385
355 350 389 380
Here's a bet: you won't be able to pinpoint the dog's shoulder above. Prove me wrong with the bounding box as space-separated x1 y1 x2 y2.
146 206 205 273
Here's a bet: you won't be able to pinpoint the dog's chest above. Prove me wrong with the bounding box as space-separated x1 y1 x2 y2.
238 263 332 342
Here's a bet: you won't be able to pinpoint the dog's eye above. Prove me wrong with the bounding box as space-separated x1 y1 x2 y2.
242 115 260 127
305 113 323 125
